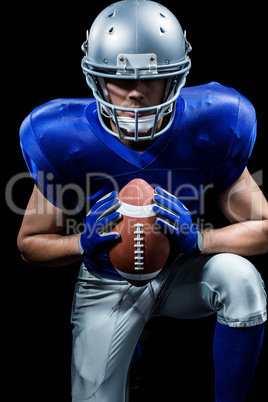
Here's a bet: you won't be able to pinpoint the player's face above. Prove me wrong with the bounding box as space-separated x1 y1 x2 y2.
106 78 167 112
105 78 167 135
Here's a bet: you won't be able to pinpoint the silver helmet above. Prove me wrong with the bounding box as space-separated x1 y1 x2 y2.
82 0 191 141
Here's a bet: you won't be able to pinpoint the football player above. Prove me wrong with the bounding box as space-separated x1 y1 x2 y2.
17 1 267 401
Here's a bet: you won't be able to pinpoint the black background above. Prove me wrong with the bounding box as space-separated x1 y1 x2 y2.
5 1 267 400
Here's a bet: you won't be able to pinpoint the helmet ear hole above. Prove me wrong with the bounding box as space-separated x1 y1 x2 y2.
162 77 181 103
97 77 111 102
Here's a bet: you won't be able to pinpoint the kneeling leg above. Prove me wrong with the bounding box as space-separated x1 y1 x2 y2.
204 254 266 401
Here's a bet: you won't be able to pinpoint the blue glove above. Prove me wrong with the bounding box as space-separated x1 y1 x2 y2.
79 191 122 256
153 187 198 255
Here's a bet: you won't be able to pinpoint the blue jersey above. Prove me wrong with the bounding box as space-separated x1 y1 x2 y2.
20 82 257 277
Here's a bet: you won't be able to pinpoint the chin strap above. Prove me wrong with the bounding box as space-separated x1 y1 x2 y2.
100 103 173 134
116 112 168 134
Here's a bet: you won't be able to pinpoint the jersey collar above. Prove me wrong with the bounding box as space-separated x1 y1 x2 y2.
85 96 185 170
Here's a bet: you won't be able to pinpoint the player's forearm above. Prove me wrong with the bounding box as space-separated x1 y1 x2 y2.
18 233 83 267
201 219 268 256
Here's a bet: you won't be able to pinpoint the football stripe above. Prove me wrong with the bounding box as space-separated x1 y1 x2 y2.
115 268 162 281
117 201 155 218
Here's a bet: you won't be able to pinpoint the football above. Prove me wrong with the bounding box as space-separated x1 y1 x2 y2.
109 179 170 287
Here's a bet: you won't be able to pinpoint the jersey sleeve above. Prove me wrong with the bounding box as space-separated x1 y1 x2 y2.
213 91 257 193
19 107 73 210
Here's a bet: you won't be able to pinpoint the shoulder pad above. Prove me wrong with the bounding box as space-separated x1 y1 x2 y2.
20 98 96 174
180 82 256 167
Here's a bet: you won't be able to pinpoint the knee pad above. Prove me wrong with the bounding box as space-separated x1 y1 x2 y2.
203 253 267 327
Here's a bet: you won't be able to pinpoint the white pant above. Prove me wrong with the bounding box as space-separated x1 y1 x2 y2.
71 253 267 401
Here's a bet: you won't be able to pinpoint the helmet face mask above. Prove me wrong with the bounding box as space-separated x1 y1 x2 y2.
81 0 191 141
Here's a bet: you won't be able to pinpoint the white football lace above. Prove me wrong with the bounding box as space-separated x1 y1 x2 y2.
134 223 144 270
